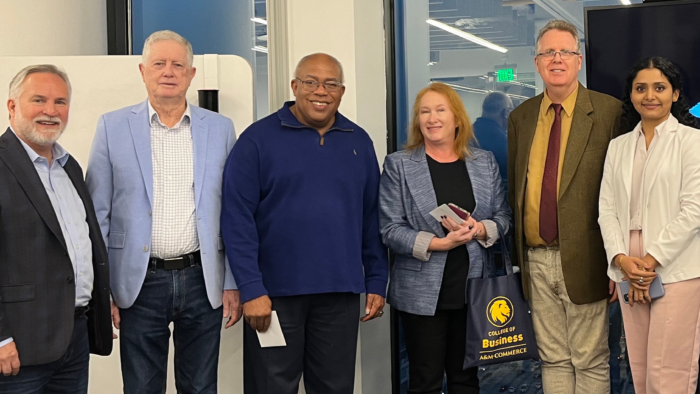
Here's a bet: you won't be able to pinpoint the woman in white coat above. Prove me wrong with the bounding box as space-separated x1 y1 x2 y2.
599 56 700 394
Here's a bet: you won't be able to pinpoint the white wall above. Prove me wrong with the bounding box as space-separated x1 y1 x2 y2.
0 0 107 56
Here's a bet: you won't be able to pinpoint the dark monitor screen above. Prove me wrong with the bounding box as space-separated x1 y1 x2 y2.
585 0 700 117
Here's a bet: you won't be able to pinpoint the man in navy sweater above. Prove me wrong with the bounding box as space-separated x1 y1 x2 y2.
221 53 388 394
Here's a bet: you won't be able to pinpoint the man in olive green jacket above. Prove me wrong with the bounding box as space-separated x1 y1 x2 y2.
507 20 622 394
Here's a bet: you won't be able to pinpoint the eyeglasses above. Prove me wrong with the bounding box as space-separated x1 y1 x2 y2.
295 78 343 93
536 50 580 60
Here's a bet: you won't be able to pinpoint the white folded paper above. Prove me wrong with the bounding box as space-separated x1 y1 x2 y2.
428 204 465 224
256 310 287 348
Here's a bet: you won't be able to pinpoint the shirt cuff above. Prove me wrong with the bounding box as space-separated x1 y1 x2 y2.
0 338 13 348
413 231 435 262
238 279 269 304
477 220 499 248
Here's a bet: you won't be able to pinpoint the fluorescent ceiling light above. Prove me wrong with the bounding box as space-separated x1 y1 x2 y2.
438 82 489 95
507 80 537 89
620 0 631 4
427 19 508 53
252 46 268 53
434 81 529 100
251 17 268 25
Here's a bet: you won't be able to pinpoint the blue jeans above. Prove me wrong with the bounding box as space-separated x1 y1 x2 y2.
120 263 222 394
0 315 89 393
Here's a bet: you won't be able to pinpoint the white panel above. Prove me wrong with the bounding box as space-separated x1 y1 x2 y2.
203 54 221 90
0 55 254 168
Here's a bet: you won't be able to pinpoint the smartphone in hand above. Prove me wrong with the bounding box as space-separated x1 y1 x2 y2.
620 275 665 304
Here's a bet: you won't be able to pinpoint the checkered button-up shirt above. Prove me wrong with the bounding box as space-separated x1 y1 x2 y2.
148 102 199 258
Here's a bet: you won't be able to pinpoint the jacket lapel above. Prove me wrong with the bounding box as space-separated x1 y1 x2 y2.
191 106 208 209
620 127 638 203
128 101 154 207
403 146 444 236
559 85 593 198
643 116 678 204
514 95 542 210
63 157 107 255
465 152 483 220
0 129 67 252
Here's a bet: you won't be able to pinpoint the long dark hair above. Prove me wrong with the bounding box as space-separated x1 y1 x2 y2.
621 56 699 132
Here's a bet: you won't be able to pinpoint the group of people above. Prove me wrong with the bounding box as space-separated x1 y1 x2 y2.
0 30 386 394
382 19 700 394
0 19 698 394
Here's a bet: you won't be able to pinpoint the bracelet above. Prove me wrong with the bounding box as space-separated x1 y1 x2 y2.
615 255 623 269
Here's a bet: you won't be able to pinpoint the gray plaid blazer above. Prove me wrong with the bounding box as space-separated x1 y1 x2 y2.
379 145 511 316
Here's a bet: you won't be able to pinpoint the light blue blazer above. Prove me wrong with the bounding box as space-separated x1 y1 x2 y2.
86 101 237 309
380 145 512 316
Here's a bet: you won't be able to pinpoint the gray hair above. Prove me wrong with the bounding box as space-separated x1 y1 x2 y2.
142 30 194 68
536 20 581 53
294 53 345 84
482 91 512 115
8 64 72 101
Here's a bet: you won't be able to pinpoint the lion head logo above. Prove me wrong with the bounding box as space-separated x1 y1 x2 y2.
486 297 514 327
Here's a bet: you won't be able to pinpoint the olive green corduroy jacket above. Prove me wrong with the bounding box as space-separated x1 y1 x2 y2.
508 84 623 305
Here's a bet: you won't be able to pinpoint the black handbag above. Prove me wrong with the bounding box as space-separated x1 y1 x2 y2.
463 230 540 368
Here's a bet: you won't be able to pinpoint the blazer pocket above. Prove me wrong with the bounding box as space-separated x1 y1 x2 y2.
218 235 225 251
1 284 36 303
108 231 126 249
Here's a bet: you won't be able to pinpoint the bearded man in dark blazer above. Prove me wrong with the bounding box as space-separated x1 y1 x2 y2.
0 64 112 393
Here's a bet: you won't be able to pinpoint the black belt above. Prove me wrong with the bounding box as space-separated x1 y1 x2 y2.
75 306 89 319
151 251 202 271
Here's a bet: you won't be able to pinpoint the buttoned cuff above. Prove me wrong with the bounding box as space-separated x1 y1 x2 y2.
413 231 435 262
0 338 13 348
477 220 499 248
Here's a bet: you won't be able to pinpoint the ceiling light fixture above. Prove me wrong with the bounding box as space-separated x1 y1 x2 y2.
426 19 508 53
434 81 529 100
620 0 631 4
251 17 268 25
252 46 268 53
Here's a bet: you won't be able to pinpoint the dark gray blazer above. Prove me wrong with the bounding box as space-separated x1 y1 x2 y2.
0 129 112 366
380 145 511 316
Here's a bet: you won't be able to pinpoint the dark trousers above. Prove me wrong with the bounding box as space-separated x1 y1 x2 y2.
119 264 222 394
400 308 479 394
244 292 360 394
0 315 90 393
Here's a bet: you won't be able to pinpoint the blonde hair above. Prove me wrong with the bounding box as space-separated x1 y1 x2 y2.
406 82 474 160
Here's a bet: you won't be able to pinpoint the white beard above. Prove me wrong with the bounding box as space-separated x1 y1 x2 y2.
14 108 66 147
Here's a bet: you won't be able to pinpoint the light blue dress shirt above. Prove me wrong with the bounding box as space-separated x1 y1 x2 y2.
0 130 94 349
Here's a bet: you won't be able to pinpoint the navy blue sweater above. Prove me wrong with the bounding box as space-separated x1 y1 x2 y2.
221 102 389 303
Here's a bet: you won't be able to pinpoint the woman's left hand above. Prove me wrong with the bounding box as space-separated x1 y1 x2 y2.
441 216 488 240
626 284 654 306
441 216 476 233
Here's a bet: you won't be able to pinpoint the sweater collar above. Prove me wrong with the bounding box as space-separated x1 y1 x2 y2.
278 101 354 132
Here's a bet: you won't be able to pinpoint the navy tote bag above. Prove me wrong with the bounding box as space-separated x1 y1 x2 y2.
463 234 539 368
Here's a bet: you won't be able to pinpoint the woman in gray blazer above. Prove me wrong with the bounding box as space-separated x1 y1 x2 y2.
380 82 511 394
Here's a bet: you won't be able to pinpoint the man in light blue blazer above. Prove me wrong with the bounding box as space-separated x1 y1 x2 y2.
86 30 240 394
